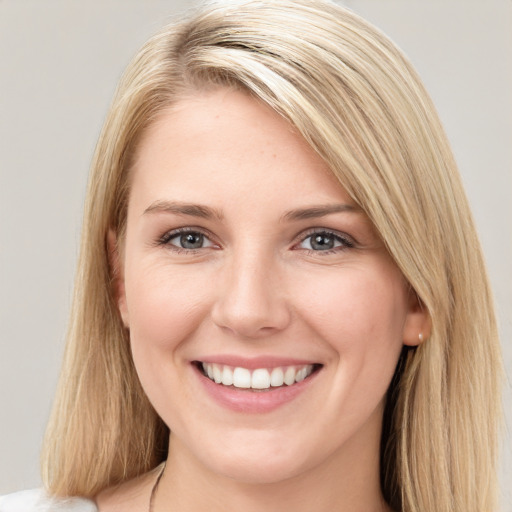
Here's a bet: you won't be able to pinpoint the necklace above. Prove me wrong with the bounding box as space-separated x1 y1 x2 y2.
148 462 166 512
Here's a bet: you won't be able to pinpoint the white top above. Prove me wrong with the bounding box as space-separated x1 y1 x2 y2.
0 489 98 512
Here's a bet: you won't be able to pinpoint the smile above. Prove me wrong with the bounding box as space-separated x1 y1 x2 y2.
200 362 318 390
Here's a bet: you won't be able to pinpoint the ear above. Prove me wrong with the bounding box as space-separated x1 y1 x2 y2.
402 288 431 346
107 230 130 328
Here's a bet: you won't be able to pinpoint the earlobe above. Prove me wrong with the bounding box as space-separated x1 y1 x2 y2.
402 289 431 346
107 230 130 328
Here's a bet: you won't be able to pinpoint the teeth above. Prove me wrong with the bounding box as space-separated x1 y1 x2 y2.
270 367 284 387
212 364 222 384
233 367 251 388
295 367 308 382
221 366 233 386
201 362 315 390
251 369 270 389
284 366 296 386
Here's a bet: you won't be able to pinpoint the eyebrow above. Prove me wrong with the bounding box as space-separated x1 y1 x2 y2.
143 200 360 222
282 203 361 221
143 200 224 221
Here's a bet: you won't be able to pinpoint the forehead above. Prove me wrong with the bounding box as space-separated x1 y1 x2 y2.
129 88 354 210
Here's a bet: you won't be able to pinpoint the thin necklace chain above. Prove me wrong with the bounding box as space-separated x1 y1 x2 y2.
148 462 166 512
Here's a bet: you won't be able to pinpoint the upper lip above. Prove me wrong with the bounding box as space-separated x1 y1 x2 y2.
193 355 321 369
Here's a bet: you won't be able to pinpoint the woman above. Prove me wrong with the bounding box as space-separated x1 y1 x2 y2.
0 0 502 511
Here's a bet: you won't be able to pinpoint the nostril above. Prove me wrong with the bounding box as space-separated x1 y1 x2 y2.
211 309 292 339
210 273 291 338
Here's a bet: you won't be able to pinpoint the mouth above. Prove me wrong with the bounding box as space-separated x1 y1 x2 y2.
194 361 322 391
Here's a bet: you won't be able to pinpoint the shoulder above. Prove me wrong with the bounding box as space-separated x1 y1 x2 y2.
0 489 97 512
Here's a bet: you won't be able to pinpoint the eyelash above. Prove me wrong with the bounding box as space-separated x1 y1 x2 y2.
294 229 355 255
157 227 217 254
156 227 355 255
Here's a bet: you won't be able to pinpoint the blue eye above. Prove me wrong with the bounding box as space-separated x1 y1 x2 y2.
161 230 215 251
299 231 353 252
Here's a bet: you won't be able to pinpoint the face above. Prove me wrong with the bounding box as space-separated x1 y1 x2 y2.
116 88 426 484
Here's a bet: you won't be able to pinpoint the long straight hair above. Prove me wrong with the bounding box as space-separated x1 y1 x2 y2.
41 2 502 511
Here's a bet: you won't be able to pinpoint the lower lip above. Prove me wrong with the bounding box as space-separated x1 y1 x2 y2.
194 365 320 413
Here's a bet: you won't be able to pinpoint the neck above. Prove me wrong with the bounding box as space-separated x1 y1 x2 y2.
155 413 390 512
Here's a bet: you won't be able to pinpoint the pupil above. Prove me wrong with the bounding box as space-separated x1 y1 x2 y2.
180 233 203 249
311 233 334 250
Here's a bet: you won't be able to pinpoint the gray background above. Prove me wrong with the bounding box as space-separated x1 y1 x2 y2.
1 0 511 508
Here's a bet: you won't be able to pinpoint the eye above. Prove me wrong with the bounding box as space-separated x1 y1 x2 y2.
159 229 216 251
297 230 354 252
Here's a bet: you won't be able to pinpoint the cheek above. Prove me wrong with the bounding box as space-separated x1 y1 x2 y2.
124 261 212 359
293 266 407 388
298 267 406 339
124 261 215 421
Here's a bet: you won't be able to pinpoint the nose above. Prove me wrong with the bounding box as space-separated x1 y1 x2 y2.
211 251 291 339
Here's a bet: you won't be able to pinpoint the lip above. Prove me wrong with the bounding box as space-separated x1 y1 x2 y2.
192 357 322 413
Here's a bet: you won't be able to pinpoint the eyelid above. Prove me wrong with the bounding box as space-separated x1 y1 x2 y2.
154 226 356 253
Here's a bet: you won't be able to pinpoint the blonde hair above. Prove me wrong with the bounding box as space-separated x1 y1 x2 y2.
41 1 502 510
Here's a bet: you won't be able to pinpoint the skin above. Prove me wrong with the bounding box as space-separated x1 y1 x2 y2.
97 88 429 512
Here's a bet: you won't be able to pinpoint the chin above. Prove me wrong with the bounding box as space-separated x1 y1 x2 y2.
194 433 320 485
210 456 308 486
